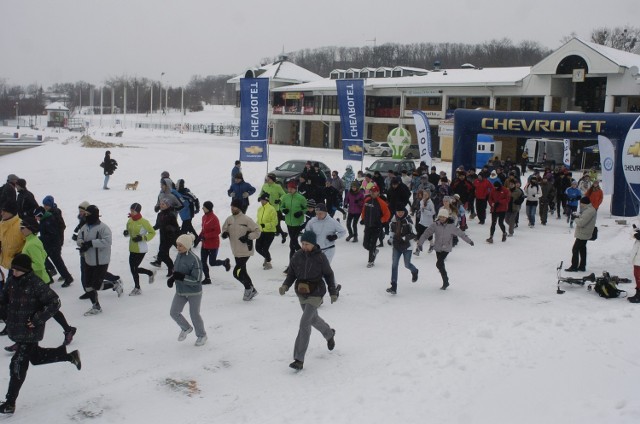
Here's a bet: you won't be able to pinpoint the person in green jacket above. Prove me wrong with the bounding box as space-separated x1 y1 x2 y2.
256 193 278 270
260 173 287 243
124 203 157 296
12 217 77 349
280 181 307 260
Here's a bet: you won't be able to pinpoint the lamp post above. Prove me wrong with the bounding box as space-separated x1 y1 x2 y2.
15 102 19 129
159 72 165 113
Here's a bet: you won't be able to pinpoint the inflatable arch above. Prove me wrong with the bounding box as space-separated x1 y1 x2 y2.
452 109 640 217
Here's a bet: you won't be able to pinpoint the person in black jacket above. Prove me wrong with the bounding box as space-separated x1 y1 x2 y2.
278 231 338 371
0 174 18 212
38 196 73 285
15 179 37 219
100 150 118 190
0 254 81 415
151 199 179 275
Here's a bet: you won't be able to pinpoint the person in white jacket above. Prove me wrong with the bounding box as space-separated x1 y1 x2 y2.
524 176 541 228
629 224 640 303
304 203 346 263
415 190 436 255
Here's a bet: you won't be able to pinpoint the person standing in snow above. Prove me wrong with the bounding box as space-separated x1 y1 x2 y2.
0 254 81 415
628 225 640 303
417 208 474 290
256 193 277 270
304 203 346 264
123 203 156 296
221 199 261 301
100 150 117 190
387 207 419 294
523 176 541 228
197 201 230 285
167 234 207 347
279 230 338 371
564 197 597 273
15 179 37 220
231 160 242 185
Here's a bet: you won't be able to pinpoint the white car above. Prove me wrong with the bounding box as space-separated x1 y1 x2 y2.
369 142 393 157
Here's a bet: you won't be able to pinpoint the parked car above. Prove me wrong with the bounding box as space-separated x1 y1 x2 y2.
363 139 374 154
403 144 421 159
369 142 393 157
269 160 331 186
366 158 416 174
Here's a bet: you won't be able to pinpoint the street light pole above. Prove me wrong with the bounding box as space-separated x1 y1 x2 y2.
15 102 19 129
160 72 165 113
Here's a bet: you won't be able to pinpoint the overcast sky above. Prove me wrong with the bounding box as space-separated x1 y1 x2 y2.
1 0 636 88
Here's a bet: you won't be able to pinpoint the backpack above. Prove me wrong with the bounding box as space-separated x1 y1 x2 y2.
182 191 200 215
590 273 625 299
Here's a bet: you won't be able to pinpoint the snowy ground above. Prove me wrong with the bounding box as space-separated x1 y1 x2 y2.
0 107 638 423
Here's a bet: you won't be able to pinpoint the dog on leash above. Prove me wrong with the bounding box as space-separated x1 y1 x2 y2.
125 181 139 191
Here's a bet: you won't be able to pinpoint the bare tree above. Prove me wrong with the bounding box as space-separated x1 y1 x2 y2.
590 26 639 51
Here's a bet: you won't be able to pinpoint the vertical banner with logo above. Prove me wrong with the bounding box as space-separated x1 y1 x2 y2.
563 139 571 167
411 110 433 167
239 78 269 162
597 135 615 195
622 116 640 202
336 79 365 161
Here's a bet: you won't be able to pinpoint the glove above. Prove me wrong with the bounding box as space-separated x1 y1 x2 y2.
167 277 175 288
359 220 364 225
326 234 338 242
228 191 233 197
132 235 143 242
123 229 129 237
172 271 185 281
282 208 290 215
278 285 288 296
79 241 92 253
274 199 281 204
294 211 303 218
238 235 249 244
260 223 265 228
634 231 640 241
71 234 78 241
469 241 475 246
387 239 392 246
221 231 229 239
331 294 338 304
154 205 160 213
242 192 249 198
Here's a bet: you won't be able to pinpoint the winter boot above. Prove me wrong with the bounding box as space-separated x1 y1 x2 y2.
289 360 304 370
486 237 494 244
440 279 450 290
281 233 288 244
412 270 419 283
223 258 231 272
149 270 156 284
352 236 358 243
0 401 15 414
628 289 640 303
346 235 353 242
63 327 77 346
69 350 82 370
327 329 336 351
61 277 74 288
502 233 507 242
201 278 212 285
386 286 397 294
263 262 273 270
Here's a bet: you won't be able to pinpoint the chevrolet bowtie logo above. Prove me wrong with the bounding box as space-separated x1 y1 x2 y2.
627 142 640 157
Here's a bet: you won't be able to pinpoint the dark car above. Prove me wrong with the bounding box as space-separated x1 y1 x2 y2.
403 144 421 159
269 160 332 186
366 158 416 174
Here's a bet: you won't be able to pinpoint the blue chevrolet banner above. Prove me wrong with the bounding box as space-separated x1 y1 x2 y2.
337 79 365 161
240 78 269 162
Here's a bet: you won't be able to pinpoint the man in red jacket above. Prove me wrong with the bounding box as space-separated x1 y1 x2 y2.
487 181 510 243
197 201 230 285
473 173 493 225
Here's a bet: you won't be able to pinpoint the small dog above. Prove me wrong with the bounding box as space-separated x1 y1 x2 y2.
125 181 139 191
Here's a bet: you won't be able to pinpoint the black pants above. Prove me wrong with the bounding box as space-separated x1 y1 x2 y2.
44 247 72 280
571 238 588 269
346 213 359 238
129 252 152 288
157 232 175 271
490 211 506 237
363 227 382 262
435 251 450 284
180 219 198 238
53 311 72 333
83 263 109 307
256 232 275 262
475 198 488 223
200 248 226 279
233 257 253 289
276 211 285 236
287 225 302 259
6 343 71 404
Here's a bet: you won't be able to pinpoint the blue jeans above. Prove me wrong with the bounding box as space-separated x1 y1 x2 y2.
103 174 110 189
391 247 418 288
526 203 537 225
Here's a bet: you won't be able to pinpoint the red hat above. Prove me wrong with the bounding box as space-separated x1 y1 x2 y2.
287 181 297 189
370 184 380 193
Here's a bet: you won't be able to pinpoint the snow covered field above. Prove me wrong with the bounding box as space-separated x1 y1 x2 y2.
0 107 638 423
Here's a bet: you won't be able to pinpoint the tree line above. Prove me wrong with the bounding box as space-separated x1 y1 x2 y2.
1 27 638 121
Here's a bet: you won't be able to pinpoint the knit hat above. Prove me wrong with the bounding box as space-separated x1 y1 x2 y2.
16 178 26 189
437 208 450 218
130 203 142 213
315 203 327 212
7 174 19 182
493 180 502 188
306 199 317 208
313 162 320 168
203 201 213 211
370 184 380 193
580 196 591 204
161 171 170 179
392 176 402 185
11 253 32 273
287 180 297 189
231 198 244 209
85 205 100 225
176 233 195 250
266 173 277 182
78 201 90 210
42 195 55 207
258 193 269 202
21 216 39 233
300 231 317 245
1 200 17 215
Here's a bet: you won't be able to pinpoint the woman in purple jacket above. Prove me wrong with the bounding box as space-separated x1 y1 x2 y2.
343 182 364 243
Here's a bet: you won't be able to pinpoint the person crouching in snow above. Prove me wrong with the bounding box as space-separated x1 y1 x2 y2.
279 230 338 371
167 234 207 346
387 206 419 294
417 208 474 290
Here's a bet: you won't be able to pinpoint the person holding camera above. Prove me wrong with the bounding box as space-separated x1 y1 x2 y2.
279 230 338 371
564 197 596 273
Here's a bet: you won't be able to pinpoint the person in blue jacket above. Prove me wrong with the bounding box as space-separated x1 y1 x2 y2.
565 180 582 228
227 173 256 214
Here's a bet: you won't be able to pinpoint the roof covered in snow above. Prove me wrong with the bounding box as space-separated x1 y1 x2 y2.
44 102 69 111
227 60 322 84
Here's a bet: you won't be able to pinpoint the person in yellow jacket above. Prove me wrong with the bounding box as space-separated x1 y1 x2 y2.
0 203 25 273
124 203 157 296
256 193 278 270
260 173 287 243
